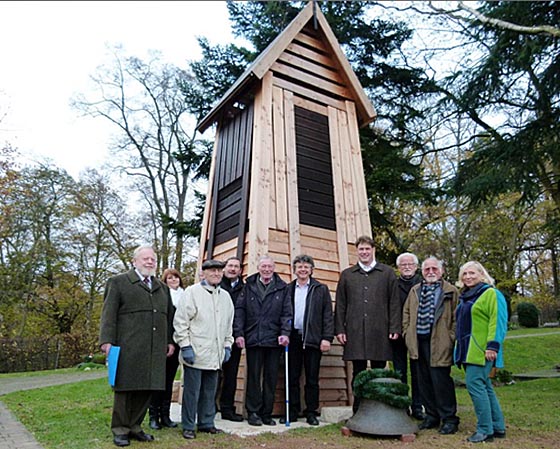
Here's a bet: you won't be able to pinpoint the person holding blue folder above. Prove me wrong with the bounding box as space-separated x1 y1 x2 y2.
99 245 175 447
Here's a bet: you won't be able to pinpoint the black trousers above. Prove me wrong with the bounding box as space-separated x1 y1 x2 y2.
416 335 459 425
111 390 152 436
351 359 386 413
287 332 322 417
218 343 242 413
391 337 423 412
245 346 281 419
150 344 180 409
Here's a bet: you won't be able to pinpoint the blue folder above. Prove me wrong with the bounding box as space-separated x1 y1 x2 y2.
107 346 120 387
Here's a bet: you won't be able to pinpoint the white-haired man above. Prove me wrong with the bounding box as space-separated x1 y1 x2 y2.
99 245 175 447
233 255 292 426
402 257 460 435
394 252 424 420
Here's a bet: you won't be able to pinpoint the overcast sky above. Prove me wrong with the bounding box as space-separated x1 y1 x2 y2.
0 1 234 177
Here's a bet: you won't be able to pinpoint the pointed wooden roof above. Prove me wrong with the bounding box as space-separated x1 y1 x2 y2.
196 2 376 133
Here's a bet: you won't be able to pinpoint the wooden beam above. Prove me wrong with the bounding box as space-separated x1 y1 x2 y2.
251 4 314 79
286 41 335 68
292 96 328 115
337 108 358 244
346 100 372 235
293 30 329 53
273 77 346 110
277 52 344 85
272 86 288 231
247 73 274 273
198 129 220 264
328 106 350 271
283 90 302 262
271 61 351 99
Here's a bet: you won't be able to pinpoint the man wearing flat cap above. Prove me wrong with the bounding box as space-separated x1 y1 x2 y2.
174 259 234 440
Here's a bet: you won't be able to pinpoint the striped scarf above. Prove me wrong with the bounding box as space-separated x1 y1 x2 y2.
417 282 440 335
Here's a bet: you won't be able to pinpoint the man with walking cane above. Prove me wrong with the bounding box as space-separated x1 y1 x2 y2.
234 255 292 426
281 255 334 425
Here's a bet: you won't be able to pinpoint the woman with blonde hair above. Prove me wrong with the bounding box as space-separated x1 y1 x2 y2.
148 268 186 430
454 261 508 443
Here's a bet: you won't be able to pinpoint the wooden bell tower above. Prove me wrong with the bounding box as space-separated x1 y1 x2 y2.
196 2 376 413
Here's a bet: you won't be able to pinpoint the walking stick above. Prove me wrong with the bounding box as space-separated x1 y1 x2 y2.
284 343 290 427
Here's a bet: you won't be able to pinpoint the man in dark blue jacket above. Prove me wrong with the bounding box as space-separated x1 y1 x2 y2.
233 255 292 426
283 255 334 426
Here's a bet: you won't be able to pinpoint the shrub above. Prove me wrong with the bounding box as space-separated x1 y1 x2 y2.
517 302 540 328
493 369 515 385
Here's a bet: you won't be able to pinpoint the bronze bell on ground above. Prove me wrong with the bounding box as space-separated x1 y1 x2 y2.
346 378 418 436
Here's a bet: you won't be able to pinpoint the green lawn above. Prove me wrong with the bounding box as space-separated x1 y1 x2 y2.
450 327 560 381
506 327 560 336
1 327 559 449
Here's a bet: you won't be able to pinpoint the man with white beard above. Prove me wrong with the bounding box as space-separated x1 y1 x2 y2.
100 245 175 447
402 257 460 436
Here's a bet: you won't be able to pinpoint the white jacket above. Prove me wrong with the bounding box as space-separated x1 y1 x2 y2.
173 282 234 370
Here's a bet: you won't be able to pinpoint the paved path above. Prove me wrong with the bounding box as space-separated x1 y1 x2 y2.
0 371 106 449
0 370 106 396
0 401 45 449
505 330 560 339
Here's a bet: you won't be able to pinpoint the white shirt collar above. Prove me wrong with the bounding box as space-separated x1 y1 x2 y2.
358 260 377 272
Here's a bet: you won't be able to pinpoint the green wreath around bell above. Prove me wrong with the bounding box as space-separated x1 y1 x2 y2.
352 368 411 409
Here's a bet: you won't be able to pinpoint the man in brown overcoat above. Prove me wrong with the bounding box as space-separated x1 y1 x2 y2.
334 235 400 413
99 245 175 447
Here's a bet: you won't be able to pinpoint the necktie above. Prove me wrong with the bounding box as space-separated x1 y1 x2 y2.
143 277 151 288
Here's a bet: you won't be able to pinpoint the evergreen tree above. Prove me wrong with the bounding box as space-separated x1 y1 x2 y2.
186 0 439 259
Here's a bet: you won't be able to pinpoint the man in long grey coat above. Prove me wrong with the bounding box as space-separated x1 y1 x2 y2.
334 235 400 413
99 245 175 447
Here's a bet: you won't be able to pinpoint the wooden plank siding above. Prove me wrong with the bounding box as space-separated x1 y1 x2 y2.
198 4 377 416
271 27 355 103
203 102 254 256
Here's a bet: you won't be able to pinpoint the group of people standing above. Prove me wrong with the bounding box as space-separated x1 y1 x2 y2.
99 238 508 447
396 253 508 443
98 246 334 447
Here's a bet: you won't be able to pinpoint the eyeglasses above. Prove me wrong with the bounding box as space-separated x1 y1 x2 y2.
398 263 417 268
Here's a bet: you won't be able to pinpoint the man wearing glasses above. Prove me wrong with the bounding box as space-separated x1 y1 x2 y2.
402 256 460 435
394 252 424 420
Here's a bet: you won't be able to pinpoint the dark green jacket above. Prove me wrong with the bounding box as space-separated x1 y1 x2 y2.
99 269 174 391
